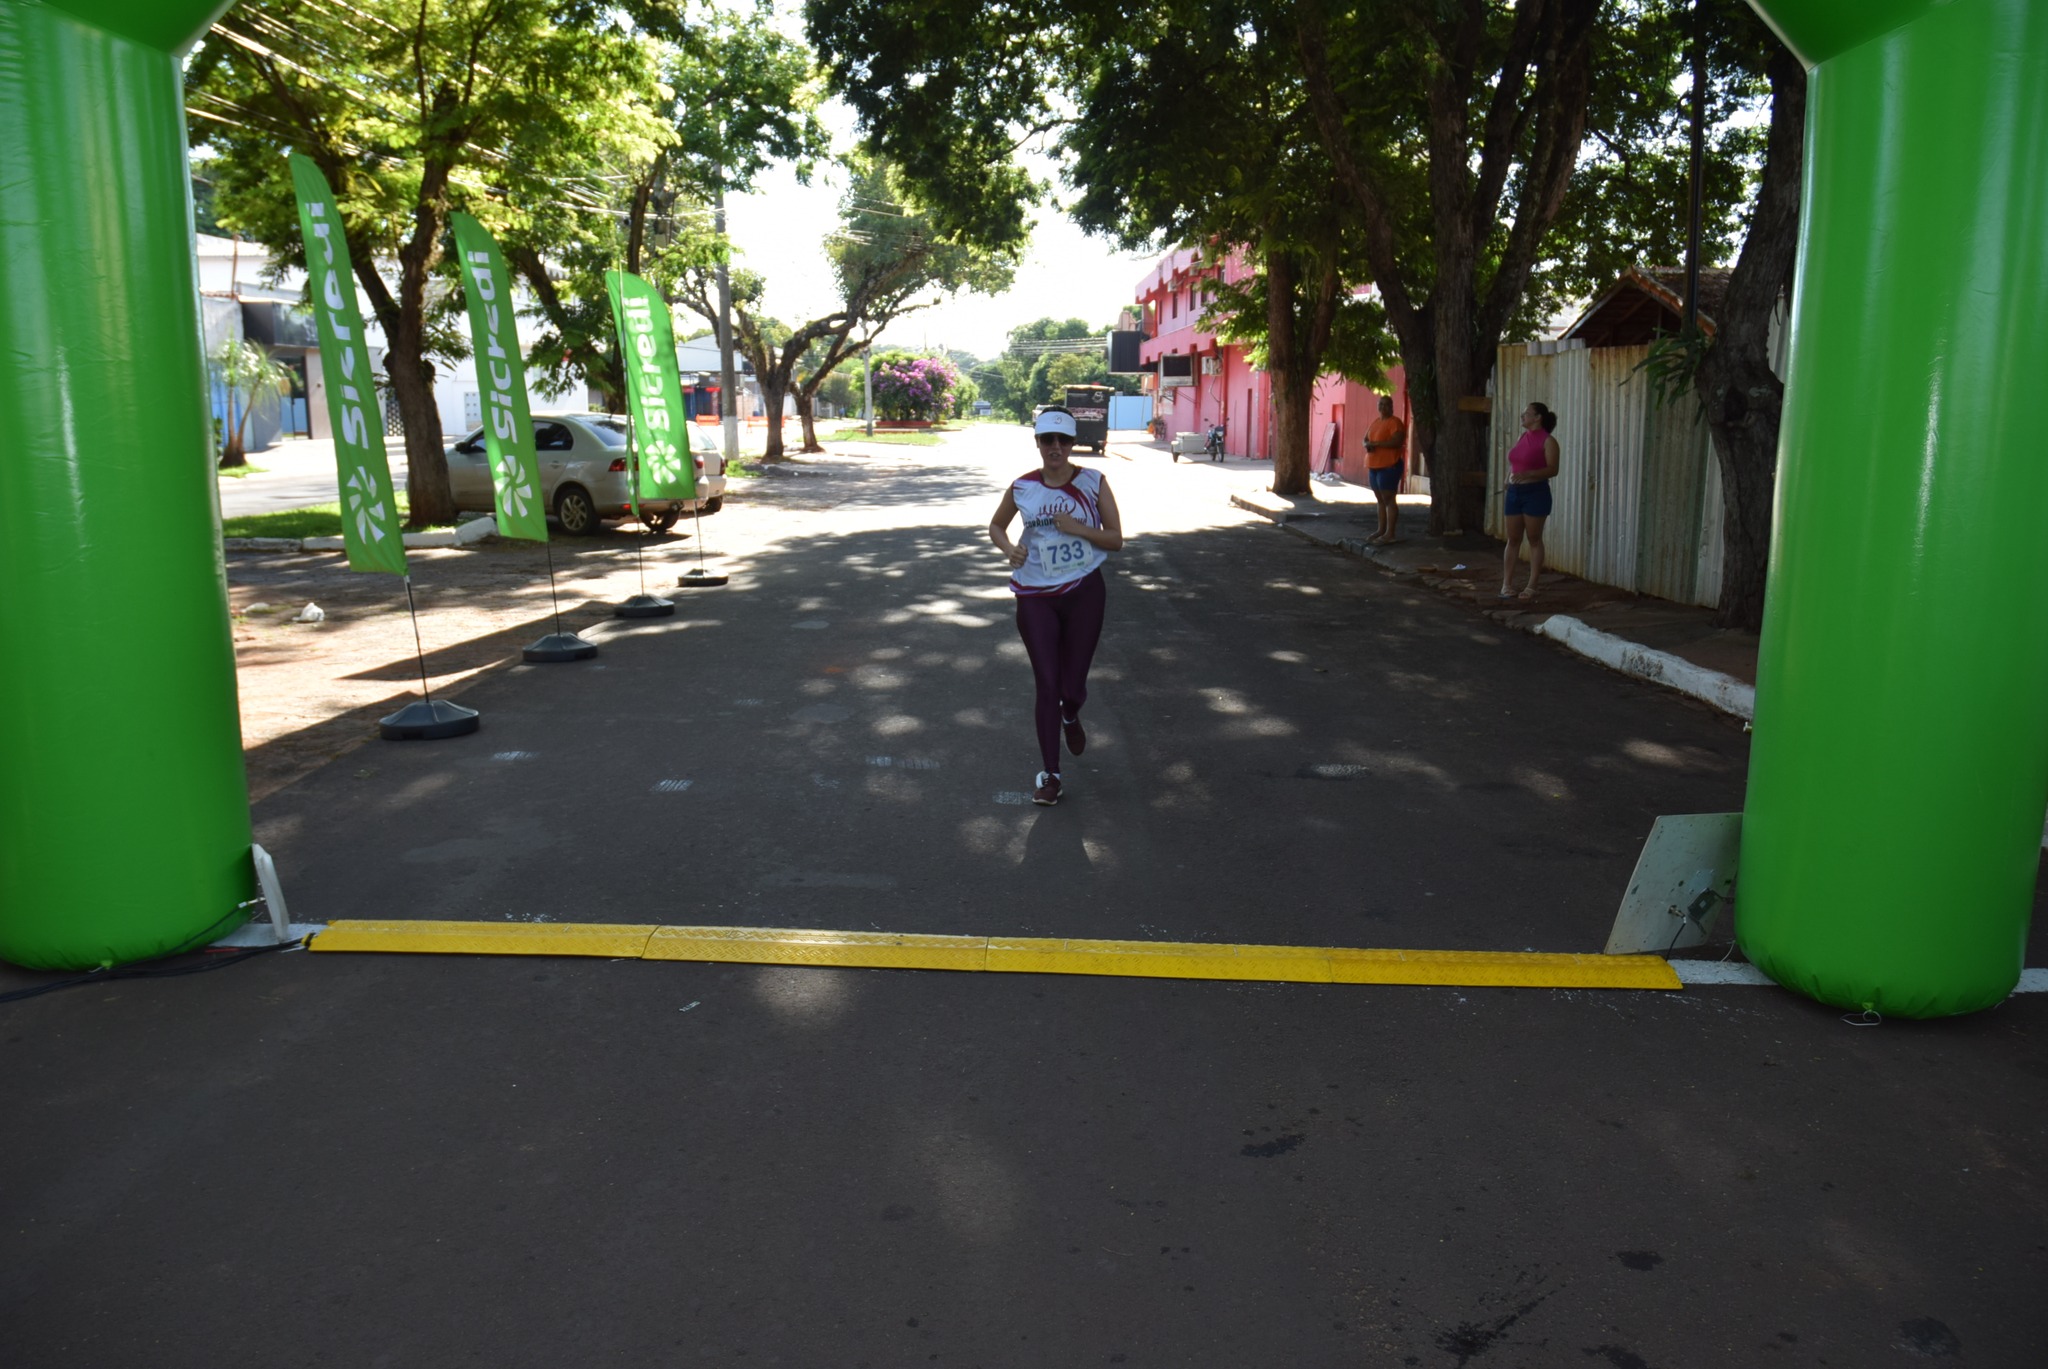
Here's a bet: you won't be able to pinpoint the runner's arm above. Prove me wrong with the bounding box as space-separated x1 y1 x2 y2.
989 489 1027 567
1054 481 1124 551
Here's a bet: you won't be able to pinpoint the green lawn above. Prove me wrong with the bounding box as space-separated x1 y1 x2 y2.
216 462 266 478
221 495 442 540
825 424 945 447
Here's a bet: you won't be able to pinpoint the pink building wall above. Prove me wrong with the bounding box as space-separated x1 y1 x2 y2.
1132 250 1417 489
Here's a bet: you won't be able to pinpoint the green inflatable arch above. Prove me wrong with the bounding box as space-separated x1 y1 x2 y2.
1737 0 2048 1016
0 0 2039 1014
0 0 252 971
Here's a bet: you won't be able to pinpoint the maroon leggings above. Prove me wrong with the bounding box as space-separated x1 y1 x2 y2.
1015 570 1106 774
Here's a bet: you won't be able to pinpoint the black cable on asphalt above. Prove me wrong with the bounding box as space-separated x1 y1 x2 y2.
0 938 304 1006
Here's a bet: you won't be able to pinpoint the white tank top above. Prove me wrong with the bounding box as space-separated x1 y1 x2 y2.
1009 467 1108 595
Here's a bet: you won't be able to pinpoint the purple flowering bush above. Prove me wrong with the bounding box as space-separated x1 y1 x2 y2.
871 353 962 422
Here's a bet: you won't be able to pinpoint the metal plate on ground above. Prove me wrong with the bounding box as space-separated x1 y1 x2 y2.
1607 812 1740 955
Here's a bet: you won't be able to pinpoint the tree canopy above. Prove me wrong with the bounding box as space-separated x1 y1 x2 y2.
188 0 675 523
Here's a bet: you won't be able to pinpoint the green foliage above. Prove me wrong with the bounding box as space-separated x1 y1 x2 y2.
1203 267 1393 390
678 156 1020 454
519 7 830 408
809 0 1386 487
1528 0 1780 334
825 425 941 446
186 0 679 511
219 493 436 540
188 0 669 352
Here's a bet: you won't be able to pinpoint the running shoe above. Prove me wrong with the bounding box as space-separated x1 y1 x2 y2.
1062 715 1086 756
1033 771 1063 806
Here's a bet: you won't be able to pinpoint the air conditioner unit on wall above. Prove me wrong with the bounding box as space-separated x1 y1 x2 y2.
1200 356 1222 376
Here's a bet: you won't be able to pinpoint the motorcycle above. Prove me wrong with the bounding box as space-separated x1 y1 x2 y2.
1205 423 1225 461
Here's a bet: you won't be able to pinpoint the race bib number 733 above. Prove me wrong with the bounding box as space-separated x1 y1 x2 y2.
1034 533 1092 574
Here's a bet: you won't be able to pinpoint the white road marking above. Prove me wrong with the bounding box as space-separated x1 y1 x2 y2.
1672 961 2048 995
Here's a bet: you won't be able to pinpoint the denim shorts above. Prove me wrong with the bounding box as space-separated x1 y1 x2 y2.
1504 479 1552 518
1366 462 1403 493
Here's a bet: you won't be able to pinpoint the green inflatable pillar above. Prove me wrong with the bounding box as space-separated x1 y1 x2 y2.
0 0 254 970
1739 0 2048 1016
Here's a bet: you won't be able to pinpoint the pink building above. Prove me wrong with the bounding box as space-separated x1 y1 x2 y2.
1130 248 1421 491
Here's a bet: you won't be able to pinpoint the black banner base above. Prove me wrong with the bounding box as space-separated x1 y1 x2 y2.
523 632 599 662
614 595 675 618
379 698 482 741
677 568 729 588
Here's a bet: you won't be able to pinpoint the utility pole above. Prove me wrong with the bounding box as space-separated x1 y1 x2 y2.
863 344 874 437
714 178 741 468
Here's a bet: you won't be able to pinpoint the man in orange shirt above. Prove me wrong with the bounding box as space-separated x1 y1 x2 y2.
1362 395 1407 544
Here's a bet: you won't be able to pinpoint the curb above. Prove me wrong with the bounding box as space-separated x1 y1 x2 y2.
225 517 496 555
1261 512 1758 724
1535 615 1756 721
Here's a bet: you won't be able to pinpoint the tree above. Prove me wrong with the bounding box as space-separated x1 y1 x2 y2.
210 337 295 470
809 0 1392 496
512 10 830 414
1528 0 1765 328
679 158 1019 457
187 0 675 525
1297 0 1604 530
972 357 1031 420
1687 10 1803 631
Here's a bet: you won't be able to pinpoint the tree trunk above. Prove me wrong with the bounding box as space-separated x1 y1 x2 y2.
219 411 248 470
1429 311 1494 535
796 390 823 452
387 348 452 526
1695 38 1805 633
1263 248 1315 497
759 372 788 460
1698 346 1781 630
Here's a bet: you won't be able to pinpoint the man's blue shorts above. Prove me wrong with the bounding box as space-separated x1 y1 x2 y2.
1504 479 1552 518
1367 462 1403 494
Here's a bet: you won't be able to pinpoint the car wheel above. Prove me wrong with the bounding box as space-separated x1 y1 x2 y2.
643 507 682 534
701 496 723 515
555 484 600 536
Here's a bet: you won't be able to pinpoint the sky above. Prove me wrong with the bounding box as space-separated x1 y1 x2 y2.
719 68 1159 362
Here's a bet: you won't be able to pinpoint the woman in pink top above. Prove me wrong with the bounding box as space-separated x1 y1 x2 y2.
1500 402 1560 601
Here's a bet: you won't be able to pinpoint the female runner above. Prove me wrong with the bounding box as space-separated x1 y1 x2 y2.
988 407 1125 806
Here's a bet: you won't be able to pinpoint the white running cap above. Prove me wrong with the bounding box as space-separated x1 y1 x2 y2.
1034 408 1078 437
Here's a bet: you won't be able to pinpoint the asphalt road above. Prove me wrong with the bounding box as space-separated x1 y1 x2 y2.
7 427 2045 1367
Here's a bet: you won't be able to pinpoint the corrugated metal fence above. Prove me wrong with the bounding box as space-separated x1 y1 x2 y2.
1488 342 1723 608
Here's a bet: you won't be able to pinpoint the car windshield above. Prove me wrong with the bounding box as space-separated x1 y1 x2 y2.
584 417 631 448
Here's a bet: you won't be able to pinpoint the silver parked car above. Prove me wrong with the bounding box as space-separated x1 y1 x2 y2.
445 412 727 534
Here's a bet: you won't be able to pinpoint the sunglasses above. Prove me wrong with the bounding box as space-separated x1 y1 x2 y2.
1036 433 1075 445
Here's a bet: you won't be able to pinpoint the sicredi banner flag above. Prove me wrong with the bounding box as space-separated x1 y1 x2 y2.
606 270 697 505
449 212 548 542
288 154 406 574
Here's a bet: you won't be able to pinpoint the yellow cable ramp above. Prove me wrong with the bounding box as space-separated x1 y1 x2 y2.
309 920 1683 990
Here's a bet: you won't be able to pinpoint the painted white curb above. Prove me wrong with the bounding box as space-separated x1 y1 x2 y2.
1537 614 1756 721
280 529 467 552
453 514 498 545
212 920 328 947
1671 961 2048 994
